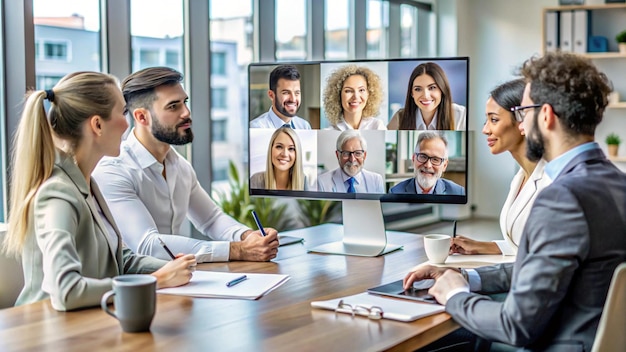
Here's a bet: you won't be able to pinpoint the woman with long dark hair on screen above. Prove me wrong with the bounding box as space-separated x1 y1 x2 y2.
3 71 195 311
387 62 466 131
250 126 307 190
323 65 386 130
450 79 551 255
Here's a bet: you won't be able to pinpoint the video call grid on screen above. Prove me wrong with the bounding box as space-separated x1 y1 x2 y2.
248 57 469 205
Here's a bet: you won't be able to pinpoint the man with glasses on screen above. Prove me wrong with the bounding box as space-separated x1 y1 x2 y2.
250 65 312 129
390 131 464 195
317 130 384 193
93 67 279 263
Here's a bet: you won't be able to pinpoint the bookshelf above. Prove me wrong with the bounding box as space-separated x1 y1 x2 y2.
542 4 626 168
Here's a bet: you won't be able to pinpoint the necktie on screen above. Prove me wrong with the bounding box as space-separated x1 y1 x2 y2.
347 177 356 193
282 122 295 129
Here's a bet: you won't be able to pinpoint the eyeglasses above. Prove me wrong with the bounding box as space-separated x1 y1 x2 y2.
338 150 365 159
414 153 445 166
511 104 542 122
335 300 384 320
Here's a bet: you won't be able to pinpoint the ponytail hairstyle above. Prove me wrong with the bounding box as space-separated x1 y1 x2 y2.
4 71 119 257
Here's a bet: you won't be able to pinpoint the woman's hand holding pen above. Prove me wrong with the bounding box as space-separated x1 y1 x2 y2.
152 253 197 289
231 228 279 262
450 236 501 255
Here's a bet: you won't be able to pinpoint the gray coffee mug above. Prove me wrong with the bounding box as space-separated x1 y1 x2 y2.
101 274 157 333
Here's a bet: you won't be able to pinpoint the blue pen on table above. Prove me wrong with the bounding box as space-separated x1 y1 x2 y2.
226 275 248 287
158 237 176 260
251 210 267 237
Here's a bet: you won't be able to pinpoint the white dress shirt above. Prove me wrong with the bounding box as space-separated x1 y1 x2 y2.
250 107 312 129
93 129 249 262
316 167 385 193
328 116 387 131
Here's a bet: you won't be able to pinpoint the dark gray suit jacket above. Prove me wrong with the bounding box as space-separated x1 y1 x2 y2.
389 177 465 195
446 147 626 351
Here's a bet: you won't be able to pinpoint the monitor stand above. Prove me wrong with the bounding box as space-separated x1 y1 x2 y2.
308 199 403 257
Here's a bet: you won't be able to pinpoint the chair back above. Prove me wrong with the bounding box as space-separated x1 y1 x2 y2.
591 262 626 352
0 224 24 309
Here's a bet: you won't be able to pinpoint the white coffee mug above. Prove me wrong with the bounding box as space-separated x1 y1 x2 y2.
423 234 451 264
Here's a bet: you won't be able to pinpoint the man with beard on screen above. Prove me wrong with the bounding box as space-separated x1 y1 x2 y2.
317 130 384 193
390 131 464 195
93 67 279 263
250 64 312 129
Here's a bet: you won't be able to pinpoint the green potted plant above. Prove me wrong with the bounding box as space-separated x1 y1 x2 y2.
616 29 626 54
606 133 621 158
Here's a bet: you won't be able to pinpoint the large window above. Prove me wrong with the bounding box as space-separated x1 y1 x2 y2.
367 0 389 58
325 0 349 60
275 0 306 61
130 0 184 72
209 0 254 190
33 0 102 89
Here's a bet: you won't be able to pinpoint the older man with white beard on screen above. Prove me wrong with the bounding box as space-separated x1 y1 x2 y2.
317 130 385 193
390 131 465 195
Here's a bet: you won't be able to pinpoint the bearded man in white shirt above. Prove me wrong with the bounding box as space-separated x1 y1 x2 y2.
93 67 279 263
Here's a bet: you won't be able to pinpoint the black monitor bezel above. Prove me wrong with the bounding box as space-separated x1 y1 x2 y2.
247 56 469 205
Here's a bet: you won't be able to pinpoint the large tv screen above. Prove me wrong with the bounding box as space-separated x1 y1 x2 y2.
248 57 469 205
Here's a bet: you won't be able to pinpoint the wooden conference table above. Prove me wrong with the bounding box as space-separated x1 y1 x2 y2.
0 223 460 351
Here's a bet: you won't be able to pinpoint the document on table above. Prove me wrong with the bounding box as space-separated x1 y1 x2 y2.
311 292 445 322
434 254 516 268
157 271 290 300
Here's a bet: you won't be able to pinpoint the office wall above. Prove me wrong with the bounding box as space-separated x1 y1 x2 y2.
454 0 558 218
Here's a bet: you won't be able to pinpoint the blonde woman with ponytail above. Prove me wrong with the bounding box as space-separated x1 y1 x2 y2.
3 72 195 311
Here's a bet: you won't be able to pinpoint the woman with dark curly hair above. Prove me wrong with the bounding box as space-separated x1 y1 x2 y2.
388 62 466 130
322 65 386 130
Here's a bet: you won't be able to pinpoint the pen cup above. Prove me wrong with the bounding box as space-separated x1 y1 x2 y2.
101 274 157 333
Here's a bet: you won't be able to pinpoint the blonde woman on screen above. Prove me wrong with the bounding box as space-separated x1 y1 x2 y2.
323 65 386 130
3 71 195 311
450 79 551 255
250 126 306 190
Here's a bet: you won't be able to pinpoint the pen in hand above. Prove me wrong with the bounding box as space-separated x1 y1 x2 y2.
158 237 177 260
251 210 267 237
452 220 457 239
226 275 248 287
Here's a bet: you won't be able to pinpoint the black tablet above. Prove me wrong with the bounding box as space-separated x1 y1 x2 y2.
367 279 436 303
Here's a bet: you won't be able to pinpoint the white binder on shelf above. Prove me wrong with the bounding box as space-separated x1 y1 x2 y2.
545 11 559 52
573 10 590 54
559 11 573 52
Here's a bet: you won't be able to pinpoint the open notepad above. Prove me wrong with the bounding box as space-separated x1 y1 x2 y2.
157 271 290 300
311 292 445 322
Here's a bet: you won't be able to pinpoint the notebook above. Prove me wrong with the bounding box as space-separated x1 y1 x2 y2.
311 292 445 322
367 279 436 303
278 235 304 246
157 271 290 300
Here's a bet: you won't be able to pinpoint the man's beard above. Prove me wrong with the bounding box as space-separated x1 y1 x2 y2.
274 96 298 118
152 115 193 145
342 161 362 177
415 167 441 191
526 114 545 162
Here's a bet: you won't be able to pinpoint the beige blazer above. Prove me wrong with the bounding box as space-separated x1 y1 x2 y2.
498 159 551 255
16 151 165 311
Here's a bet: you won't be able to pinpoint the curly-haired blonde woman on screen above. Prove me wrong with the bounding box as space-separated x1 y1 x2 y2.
323 65 386 130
